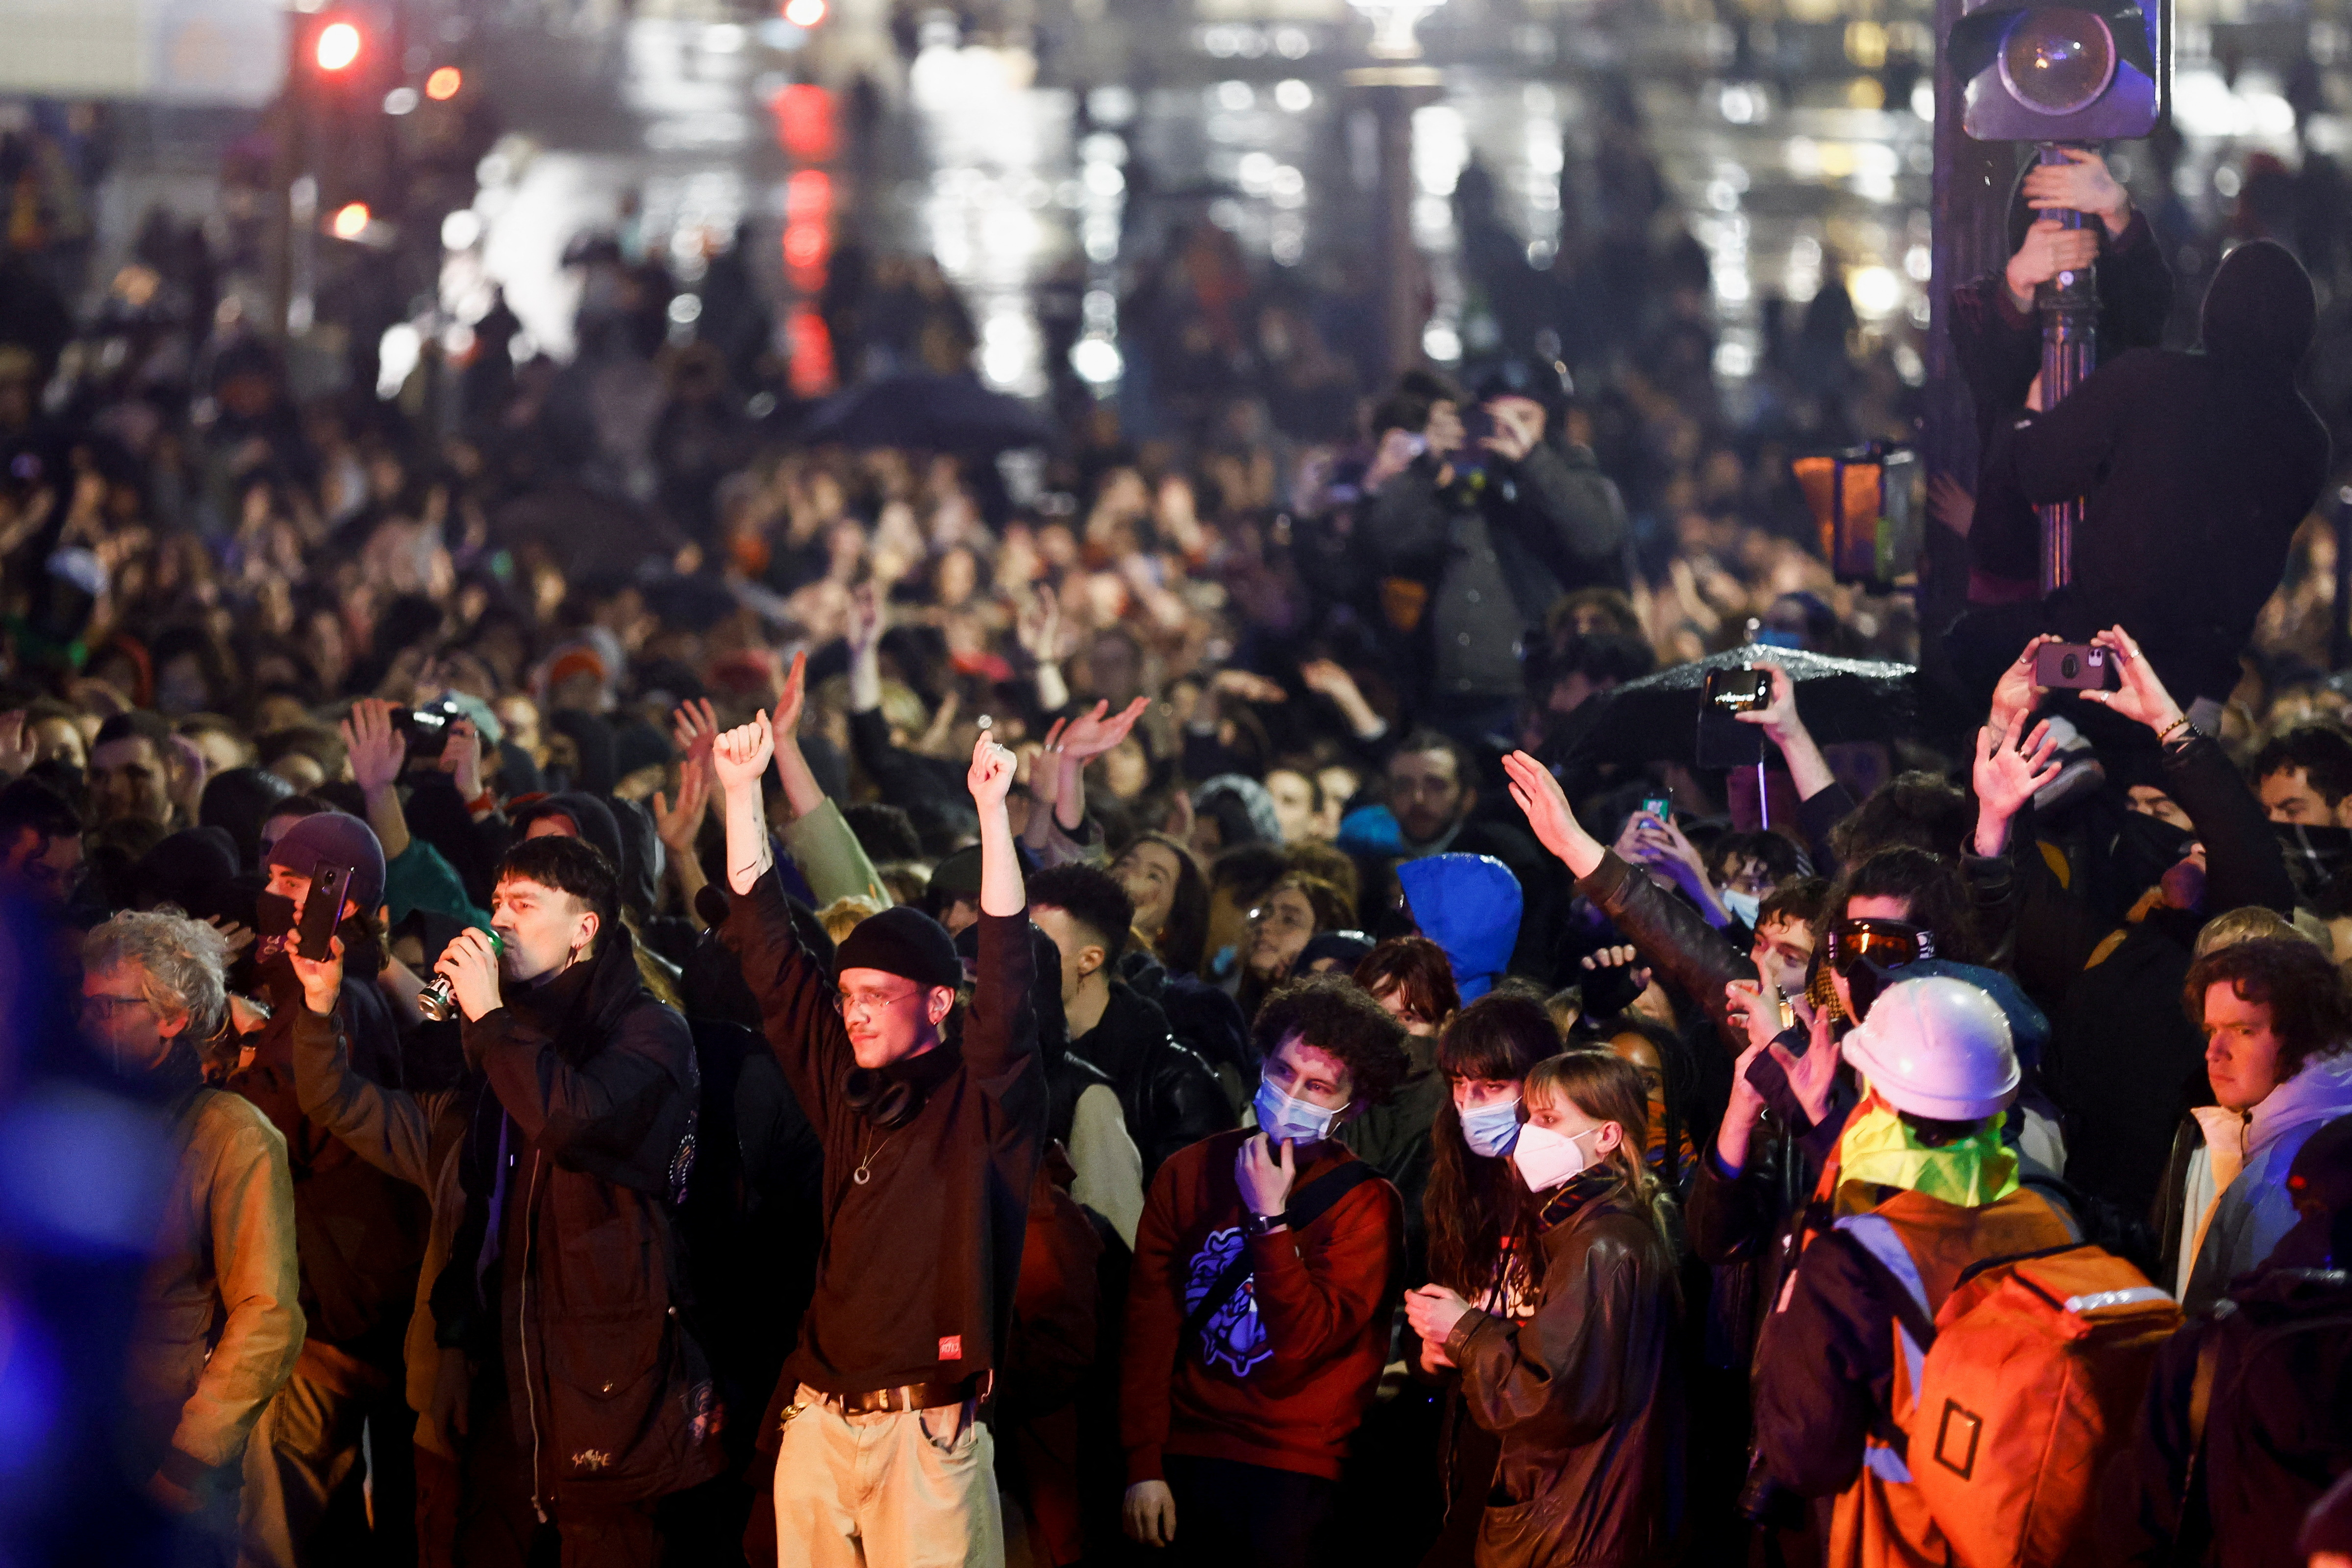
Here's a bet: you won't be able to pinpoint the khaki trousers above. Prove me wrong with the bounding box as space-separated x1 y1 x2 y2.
773 1385 1003 1568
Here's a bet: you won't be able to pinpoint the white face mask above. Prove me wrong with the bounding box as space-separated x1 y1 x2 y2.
1723 889 1762 928
1513 1123 1602 1192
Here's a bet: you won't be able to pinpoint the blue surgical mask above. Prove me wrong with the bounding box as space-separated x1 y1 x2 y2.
1253 1075 1344 1145
1723 890 1762 928
1459 1095 1524 1158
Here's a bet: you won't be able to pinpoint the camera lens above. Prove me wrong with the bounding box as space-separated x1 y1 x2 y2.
2060 653 2080 679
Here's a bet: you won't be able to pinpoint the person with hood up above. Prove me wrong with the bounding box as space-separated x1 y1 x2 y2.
2157 935 2352 1312
1396 853 1523 1003
1970 239 2330 716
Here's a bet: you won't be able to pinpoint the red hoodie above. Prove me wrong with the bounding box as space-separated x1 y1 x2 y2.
1120 1128 1402 1484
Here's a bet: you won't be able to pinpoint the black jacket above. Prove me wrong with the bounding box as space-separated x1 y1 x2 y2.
454 929 721 1508
2104 1267 2352 1568
722 867 1044 1394
1971 731 2293 1216
1365 444 1627 707
1069 980 1231 1181
1979 240 2329 705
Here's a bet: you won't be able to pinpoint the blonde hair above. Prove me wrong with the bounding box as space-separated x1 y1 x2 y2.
2193 905 2316 959
819 896 884 945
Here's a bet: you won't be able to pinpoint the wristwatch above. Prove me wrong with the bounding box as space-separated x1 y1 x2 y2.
1245 1210 1289 1239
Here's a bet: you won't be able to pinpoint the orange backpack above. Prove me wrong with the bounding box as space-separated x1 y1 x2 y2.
1839 1219 2182 1568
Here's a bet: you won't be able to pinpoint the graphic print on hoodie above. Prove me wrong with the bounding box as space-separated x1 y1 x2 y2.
1183 1227 1271 1375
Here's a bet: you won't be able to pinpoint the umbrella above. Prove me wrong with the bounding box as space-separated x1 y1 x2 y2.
799 372 1052 453
1554 642 1921 769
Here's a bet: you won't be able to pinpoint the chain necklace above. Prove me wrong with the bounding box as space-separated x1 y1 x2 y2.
852 1126 898 1186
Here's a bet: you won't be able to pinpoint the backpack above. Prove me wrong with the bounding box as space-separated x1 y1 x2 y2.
1840 1216 2182 1568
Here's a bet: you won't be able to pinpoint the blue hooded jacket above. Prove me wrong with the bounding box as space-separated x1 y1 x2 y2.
1396 853 1523 1001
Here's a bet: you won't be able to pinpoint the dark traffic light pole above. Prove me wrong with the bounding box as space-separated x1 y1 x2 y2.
2033 141 2098 593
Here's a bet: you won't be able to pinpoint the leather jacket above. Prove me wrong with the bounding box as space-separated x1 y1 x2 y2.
1444 1171 1681 1567
1069 981 1233 1179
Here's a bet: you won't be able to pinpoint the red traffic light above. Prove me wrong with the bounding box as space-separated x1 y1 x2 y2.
315 20 362 71
425 66 462 100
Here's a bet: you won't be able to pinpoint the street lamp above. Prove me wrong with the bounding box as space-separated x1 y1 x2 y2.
1346 0 1446 59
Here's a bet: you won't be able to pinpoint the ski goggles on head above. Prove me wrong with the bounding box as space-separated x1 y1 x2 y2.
1826 918 1934 975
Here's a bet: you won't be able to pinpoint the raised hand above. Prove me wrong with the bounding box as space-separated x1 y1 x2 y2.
0 711 32 777
1989 635 2057 738
1502 749 1599 874
711 712 775 795
1733 662 1801 744
672 697 721 762
289 931 345 1017
969 729 1017 811
1767 1007 1843 1132
651 755 711 855
772 648 809 739
846 582 884 659
439 717 486 805
1973 715 2062 835
1211 668 1288 706
2079 624 2186 736
1016 592 1062 664
341 698 408 795
1061 696 1150 761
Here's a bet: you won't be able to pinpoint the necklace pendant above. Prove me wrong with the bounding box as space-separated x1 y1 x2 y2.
853 1165 873 1185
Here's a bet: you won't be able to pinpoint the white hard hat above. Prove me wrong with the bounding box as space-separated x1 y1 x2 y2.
1841 975 2019 1122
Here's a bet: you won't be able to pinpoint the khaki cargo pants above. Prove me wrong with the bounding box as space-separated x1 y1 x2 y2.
774 1385 1003 1568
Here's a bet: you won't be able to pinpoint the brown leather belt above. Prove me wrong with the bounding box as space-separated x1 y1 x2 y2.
822 1377 978 1416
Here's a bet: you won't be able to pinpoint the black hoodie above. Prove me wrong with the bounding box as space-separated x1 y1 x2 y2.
1979 239 2329 705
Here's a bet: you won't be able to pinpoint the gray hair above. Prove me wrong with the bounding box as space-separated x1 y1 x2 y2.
83 910 230 1040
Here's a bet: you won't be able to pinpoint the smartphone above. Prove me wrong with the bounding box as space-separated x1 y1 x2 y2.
2035 642 2118 691
297 865 350 962
1704 668 1773 712
1640 794 1673 825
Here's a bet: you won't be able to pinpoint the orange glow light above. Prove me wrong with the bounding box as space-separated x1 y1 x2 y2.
425 66 462 100
315 21 361 71
330 202 371 240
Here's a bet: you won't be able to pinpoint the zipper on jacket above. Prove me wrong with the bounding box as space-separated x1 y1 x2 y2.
518 1149 548 1523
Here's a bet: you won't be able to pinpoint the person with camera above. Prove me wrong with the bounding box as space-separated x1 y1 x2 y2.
226 809 425 1568
280 832 717 1566
711 707 1041 1567
1362 365 1626 743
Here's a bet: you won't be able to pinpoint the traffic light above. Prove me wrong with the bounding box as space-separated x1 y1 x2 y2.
315 19 362 72
1948 0 2167 140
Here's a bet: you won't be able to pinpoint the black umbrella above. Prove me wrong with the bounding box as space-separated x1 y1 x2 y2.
1554 643 1921 768
799 372 1052 452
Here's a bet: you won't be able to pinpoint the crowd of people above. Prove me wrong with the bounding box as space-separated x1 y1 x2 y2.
7 67 2352 1568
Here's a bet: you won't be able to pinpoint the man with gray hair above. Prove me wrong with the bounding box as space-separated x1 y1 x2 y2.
81 910 303 1562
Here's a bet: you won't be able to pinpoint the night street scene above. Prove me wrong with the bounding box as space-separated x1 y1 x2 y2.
3 0 2352 1560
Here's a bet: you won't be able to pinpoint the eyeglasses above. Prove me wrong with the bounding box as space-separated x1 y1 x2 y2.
833 985 921 1018
1826 918 1933 975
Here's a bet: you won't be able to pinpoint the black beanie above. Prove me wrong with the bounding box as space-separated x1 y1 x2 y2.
835 904 962 988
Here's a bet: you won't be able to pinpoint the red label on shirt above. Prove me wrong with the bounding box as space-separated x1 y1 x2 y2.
938 1336 962 1361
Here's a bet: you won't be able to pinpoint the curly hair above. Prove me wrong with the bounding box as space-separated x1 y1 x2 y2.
83 909 230 1041
2183 936 2352 1083
1250 972 1411 1109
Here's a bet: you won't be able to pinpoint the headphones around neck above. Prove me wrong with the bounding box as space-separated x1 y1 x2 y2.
843 1066 923 1129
